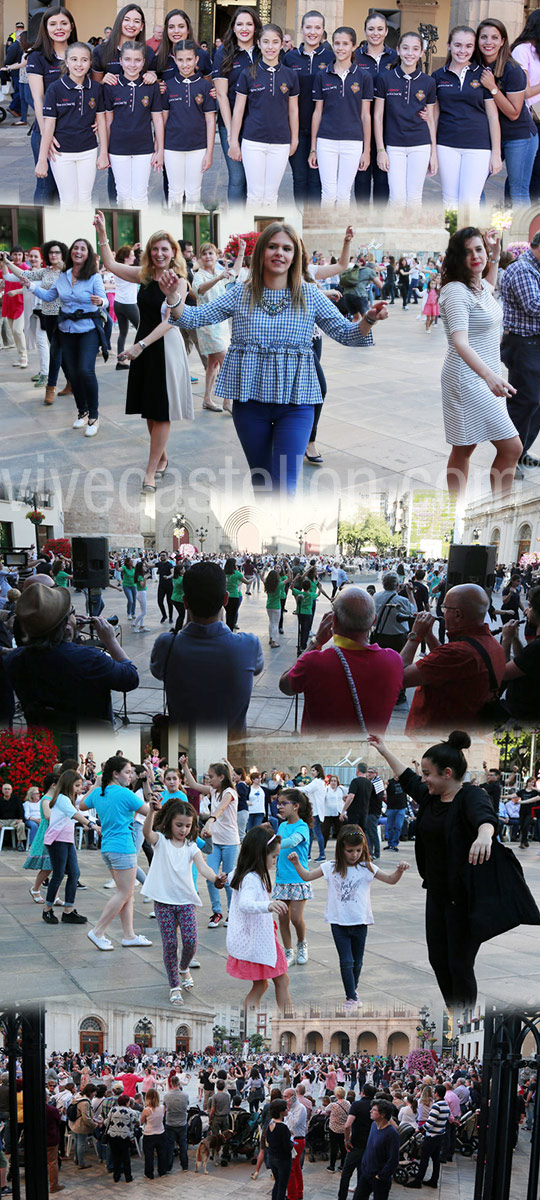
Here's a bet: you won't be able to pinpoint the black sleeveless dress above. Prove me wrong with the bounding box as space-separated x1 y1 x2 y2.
126 280 170 421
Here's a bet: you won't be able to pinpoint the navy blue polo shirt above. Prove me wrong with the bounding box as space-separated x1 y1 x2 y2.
283 41 335 132
162 73 216 150
236 61 299 144
354 42 398 76
494 60 536 142
27 49 64 93
432 64 492 149
103 74 162 154
375 66 436 145
160 45 212 81
92 42 156 76
42 76 105 151
312 64 373 140
212 44 257 107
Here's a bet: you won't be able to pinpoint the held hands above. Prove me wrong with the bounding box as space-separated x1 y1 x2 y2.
159 268 181 299
151 150 164 172
214 872 228 889
97 154 110 171
269 899 289 917
469 831 493 865
228 141 242 162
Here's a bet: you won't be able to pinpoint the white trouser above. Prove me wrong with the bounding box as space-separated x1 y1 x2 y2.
8 315 27 364
50 147 98 207
387 143 431 207
29 313 50 375
268 607 280 641
241 139 290 206
436 145 492 208
109 153 153 209
164 148 206 205
316 138 363 206
133 590 147 629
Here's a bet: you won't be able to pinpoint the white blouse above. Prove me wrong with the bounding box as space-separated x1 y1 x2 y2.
226 871 276 966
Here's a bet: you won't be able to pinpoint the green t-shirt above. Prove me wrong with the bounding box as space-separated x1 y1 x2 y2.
226 570 244 599
293 587 313 615
136 575 147 591
55 570 69 588
266 579 285 610
172 577 184 602
122 566 135 586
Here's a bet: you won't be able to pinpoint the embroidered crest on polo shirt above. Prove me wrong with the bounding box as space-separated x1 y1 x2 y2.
88 97 96 108
280 83 289 93
318 62 326 68
141 95 150 106
351 82 360 93
416 90 425 101
470 80 480 88
195 93 204 104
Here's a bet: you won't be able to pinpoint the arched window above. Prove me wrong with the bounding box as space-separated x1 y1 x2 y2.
79 1017 104 1055
517 523 532 562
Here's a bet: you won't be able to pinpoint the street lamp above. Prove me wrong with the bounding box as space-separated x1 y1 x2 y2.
196 525 209 552
296 528 307 554
417 1005 437 1049
472 527 480 543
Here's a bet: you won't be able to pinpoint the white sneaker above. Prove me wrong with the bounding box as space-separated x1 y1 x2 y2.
84 419 99 437
88 929 114 951
285 947 296 968
121 934 152 947
73 414 88 428
104 880 116 889
143 895 153 903
296 940 308 965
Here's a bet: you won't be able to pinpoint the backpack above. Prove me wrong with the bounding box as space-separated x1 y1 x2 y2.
187 1111 203 1145
66 1100 81 1124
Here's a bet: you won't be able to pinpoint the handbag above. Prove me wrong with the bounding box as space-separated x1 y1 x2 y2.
332 647 368 736
461 636 510 725
461 837 540 942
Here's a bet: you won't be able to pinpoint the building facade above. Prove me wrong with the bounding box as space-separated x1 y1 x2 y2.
271 1006 423 1056
463 485 540 567
44 999 214 1056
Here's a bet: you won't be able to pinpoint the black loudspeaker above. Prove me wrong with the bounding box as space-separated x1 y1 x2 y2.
72 537 110 589
447 544 497 595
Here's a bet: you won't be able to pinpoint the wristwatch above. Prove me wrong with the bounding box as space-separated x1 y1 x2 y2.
139 340 147 351
490 87 498 96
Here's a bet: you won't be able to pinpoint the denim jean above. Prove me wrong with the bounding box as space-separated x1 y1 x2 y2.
205 841 239 914
500 332 540 455
503 132 538 205
58 328 100 419
73 1133 87 1166
309 816 325 859
385 807 406 849
247 812 265 831
166 1123 188 1170
31 121 59 205
46 839 80 907
331 922 368 1000
218 122 247 203
25 819 39 845
19 82 34 124
123 584 137 618
290 129 321 205
237 809 249 840
232 400 315 493
353 1172 391 1200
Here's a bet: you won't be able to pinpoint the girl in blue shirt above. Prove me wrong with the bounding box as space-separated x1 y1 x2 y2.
432 25 502 209
103 41 164 209
27 4 78 205
155 8 213 82
272 788 313 968
310 26 372 207
353 11 398 203
37 42 108 207
374 31 437 208
230 24 299 208
213 6 262 203
476 18 538 206
91 4 156 82
162 41 217 206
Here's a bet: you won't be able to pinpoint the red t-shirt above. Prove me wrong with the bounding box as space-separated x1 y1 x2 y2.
406 624 506 733
2 264 28 319
286 642 403 734
114 1073 144 1097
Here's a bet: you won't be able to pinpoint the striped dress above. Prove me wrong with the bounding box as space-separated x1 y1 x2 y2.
439 279 517 446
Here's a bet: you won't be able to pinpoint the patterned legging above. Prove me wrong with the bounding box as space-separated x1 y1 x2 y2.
154 902 198 987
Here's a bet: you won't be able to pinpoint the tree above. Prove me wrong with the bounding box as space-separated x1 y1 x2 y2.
213 1025 228 1049
249 1034 268 1052
338 512 400 555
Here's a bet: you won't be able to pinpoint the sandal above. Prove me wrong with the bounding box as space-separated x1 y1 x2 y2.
29 888 45 904
169 987 184 1005
181 973 194 989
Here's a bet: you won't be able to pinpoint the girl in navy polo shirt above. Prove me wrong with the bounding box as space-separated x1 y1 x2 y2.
374 31 437 208
27 5 78 205
37 43 108 208
310 26 372 207
354 11 398 203
433 25 502 209
91 4 156 83
213 7 263 203
162 40 217 206
103 41 164 209
476 19 538 206
155 9 213 82
230 24 299 208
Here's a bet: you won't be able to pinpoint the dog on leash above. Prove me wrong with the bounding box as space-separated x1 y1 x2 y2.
195 1129 232 1173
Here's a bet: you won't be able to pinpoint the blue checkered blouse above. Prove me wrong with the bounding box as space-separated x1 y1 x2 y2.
169 282 374 405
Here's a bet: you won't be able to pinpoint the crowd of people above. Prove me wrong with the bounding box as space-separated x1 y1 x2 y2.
1 547 539 735
0 1043 535 1196
1 734 539 1011
4 8 540 209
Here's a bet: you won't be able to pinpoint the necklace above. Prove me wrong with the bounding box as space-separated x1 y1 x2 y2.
259 292 291 316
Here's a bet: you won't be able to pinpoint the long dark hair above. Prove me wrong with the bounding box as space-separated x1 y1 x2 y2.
280 788 313 828
156 9 194 74
50 769 80 808
512 10 540 55
441 227 486 290
65 239 98 281
154 798 198 841
423 731 471 780
101 756 129 793
264 569 280 594
334 825 374 878
230 825 280 892
101 4 147 68
31 6 77 60
475 18 512 77
221 7 262 76
251 22 282 76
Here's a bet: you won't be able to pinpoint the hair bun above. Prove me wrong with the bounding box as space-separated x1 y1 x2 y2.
447 731 471 751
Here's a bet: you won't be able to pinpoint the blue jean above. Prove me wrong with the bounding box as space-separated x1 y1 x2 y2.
73 1132 87 1166
41 313 66 388
232 400 315 493
290 129 321 204
123 584 137 618
205 841 239 914
31 121 59 205
59 328 100 419
247 812 265 831
166 1123 188 1170
25 819 39 845
46 839 80 907
331 923 368 1001
218 122 247 203
19 82 34 124
309 816 325 859
364 813 380 859
503 132 539 204
385 808 406 849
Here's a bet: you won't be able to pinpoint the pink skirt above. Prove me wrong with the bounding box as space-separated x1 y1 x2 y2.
423 293 440 316
227 924 288 980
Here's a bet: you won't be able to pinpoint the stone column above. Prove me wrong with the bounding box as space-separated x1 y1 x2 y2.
449 0 524 48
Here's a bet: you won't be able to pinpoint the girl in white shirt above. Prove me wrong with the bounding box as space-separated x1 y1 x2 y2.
226 825 291 1013
289 823 408 1010
142 797 226 1005
179 755 239 928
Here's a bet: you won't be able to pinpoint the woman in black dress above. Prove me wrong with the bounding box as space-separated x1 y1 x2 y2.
369 730 540 1006
93 210 193 490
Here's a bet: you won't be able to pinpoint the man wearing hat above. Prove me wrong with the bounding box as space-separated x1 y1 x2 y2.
5 586 138 724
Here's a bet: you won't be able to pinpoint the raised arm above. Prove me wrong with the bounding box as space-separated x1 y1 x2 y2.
93 211 142 280
178 755 211 795
367 734 409 779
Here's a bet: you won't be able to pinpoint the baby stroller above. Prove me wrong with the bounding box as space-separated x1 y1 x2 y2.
393 1124 424 1185
187 1106 209 1146
223 1109 262 1163
456 1109 479 1156
306 1112 330 1162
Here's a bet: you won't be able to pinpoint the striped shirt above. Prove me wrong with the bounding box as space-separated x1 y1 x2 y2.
501 249 540 336
423 1099 450 1138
